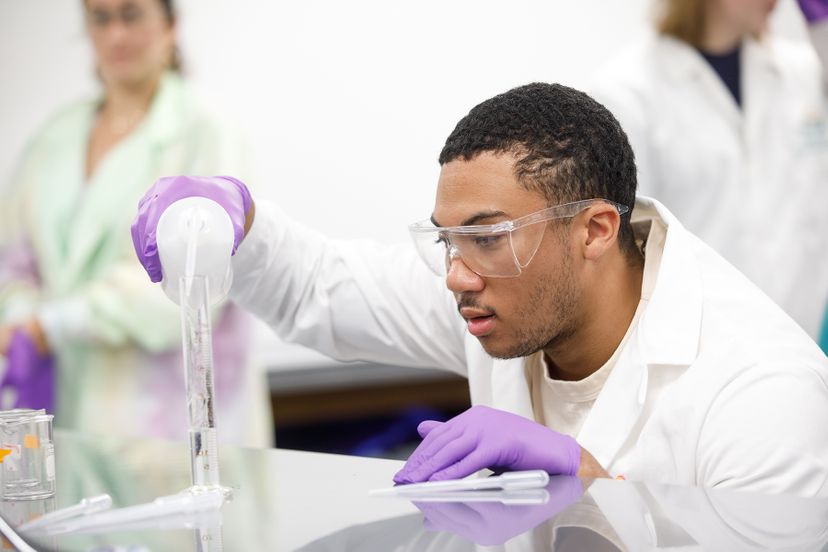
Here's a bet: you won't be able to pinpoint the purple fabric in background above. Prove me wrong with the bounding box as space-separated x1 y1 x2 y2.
799 0 828 23
0 239 41 288
1 330 55 413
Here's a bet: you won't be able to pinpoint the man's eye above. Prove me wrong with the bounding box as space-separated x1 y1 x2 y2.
434 235 450 249
473 234 503 247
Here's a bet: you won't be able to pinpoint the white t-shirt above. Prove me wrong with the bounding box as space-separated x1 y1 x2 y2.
527 216 666 438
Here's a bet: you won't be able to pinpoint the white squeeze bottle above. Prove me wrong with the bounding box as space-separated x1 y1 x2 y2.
155 196 235 306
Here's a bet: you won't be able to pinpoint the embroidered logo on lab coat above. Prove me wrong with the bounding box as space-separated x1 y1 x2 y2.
797 110 828 155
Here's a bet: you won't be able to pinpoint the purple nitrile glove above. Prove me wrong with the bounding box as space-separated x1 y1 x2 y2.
393 405 581 484
0 330 55 413
799 0 828 23
414 475 583 546
131 175 253 282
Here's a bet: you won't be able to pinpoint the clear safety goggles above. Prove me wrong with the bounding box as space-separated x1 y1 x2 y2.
409 199 629 278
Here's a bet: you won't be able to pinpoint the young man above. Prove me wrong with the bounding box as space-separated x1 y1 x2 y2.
132 83 828 497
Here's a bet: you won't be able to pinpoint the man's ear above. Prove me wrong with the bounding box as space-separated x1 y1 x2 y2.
583 206 621 261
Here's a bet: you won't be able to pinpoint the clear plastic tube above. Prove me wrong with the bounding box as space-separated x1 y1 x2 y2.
18 494 111 533
179 275 222 491
369 469 550 496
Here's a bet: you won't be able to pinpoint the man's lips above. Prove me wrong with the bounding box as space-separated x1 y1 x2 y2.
459 307 496 337
459 307 493 319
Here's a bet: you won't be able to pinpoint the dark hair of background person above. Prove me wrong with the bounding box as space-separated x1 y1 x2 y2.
84 0 183 72
156 0 181 72
439 82 639 259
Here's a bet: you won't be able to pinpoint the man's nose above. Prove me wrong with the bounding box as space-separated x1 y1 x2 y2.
445 250 485 294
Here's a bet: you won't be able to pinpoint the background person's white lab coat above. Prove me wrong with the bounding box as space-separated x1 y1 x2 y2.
591 33 828 340
229 196 828 498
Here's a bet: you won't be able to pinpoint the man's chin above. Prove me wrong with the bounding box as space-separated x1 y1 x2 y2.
478 336 539 360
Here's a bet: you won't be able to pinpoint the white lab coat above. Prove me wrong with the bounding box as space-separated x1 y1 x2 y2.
590 33 828 339
230 196 828 497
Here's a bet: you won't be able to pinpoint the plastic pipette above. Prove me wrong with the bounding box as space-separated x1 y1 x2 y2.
0 513 36 552
369 470 550 496
43 490 225 535
47 507 223 535
18 494 111 533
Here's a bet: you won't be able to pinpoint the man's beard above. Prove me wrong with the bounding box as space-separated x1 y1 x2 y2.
488 254 578 360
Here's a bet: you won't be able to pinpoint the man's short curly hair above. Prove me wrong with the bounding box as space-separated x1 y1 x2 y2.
439 82 638 257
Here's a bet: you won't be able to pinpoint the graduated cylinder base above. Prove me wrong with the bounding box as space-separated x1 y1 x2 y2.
186 428 232 499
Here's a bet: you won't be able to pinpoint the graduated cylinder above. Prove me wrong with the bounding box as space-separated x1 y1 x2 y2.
179 275 221 490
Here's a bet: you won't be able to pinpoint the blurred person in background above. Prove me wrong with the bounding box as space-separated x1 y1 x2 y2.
807 0 828 353
592 0 828 352
0 0 272 446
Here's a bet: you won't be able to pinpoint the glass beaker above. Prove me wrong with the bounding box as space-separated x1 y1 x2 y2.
0 409 55 500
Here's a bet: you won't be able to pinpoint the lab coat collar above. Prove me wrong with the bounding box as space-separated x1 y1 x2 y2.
656 34 780 134
138 71 189 147
657 34 779 82
657 34 707 82
657 35 742 129
634 197 703 367
575 197 703 468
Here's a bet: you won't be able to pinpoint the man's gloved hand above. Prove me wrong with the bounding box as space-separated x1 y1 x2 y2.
131 176 253 282
393 405 582 484
414 475 584 546
0 329 54 412
799 0 828 23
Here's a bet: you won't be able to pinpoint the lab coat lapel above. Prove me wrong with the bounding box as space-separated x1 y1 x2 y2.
741 39 779 156
33 114 90 294
576 198 702 470
62 133 151 284
659 36 741 135
576 327 649 470
62 74 184 288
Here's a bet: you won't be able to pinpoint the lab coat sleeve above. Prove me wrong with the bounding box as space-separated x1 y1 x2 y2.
697 364 828 497
229 201 468 375
35 252 183 353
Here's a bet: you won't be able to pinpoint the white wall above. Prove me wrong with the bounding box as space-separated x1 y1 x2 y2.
1 0 807 244
0 0 811 368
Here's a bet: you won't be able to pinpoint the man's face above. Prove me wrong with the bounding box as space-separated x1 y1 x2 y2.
432 151 582 359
